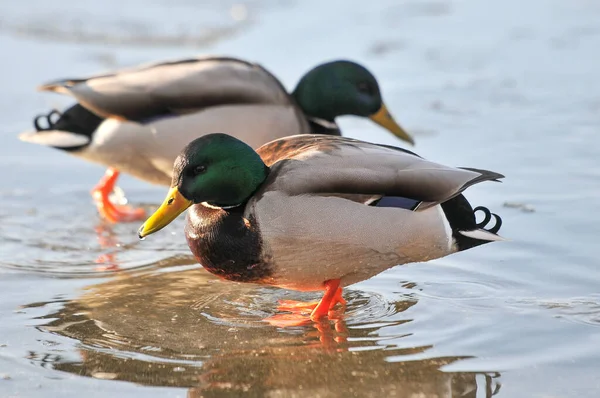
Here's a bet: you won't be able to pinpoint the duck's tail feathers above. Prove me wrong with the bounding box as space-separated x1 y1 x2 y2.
474 205 502 231
18 104 102 151
459 167 505 183
38 79 85 94
458 228 505 242
456 205 505 249
440 194 506 251
18 129 91 150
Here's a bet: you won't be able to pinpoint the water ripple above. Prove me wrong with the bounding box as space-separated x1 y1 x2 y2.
0 189 190 276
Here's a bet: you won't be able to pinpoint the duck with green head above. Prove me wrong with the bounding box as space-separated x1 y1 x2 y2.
19 57 414 223
138 133 504 324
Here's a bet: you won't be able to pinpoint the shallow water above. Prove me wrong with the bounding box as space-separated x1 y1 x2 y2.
1 0 600 396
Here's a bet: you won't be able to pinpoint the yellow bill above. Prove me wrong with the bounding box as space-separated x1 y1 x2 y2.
369 103 415 145
138 187 192 239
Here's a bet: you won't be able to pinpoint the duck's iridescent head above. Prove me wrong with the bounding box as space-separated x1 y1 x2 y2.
292 60 414 145
138 133 267 238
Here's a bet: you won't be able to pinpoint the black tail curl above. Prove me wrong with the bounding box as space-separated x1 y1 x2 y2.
34 109 62 131
473 206 502 234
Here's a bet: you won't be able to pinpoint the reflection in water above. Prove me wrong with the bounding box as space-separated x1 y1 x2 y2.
93 224 119 271
27 260 502 397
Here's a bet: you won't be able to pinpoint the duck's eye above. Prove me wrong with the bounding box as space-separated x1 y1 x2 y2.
193 165 207 175
357 82 373 95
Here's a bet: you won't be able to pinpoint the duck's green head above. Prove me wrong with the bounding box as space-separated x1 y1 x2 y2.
292 60 414 145
138 133 267 238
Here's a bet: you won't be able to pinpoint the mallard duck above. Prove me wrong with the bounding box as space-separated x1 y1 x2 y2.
19 56 414 223
138 133 504 323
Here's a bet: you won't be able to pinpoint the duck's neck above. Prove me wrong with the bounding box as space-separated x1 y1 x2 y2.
305 117 341 136
291 86 338 123
291 90 340 135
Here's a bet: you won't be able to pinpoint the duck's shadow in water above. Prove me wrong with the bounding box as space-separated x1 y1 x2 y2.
27 261 502 397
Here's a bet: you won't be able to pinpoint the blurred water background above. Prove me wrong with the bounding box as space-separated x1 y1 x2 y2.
1 0 600 397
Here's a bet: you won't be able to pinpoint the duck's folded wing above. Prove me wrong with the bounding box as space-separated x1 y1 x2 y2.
259 135 503 208
38 57 293 122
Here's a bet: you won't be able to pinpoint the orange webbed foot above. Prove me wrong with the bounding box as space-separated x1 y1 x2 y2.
264 313 314 327
276 300 319 314
91 168 146 223
265 280 346 327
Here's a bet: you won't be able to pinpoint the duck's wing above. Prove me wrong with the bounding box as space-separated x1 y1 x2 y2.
256 134 503 209
38 56 294 122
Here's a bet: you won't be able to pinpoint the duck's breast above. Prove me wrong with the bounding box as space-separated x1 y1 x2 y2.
184 205 274 283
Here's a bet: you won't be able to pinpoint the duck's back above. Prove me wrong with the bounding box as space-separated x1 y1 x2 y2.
40 57 298 121
41 57 315 185
244 134 504 290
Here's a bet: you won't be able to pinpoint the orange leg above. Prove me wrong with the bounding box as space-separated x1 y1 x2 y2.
310 279 342 321
91 168 146 223
330 287 346 309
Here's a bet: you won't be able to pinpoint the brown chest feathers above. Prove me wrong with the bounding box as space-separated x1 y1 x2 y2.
184 204 272 283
